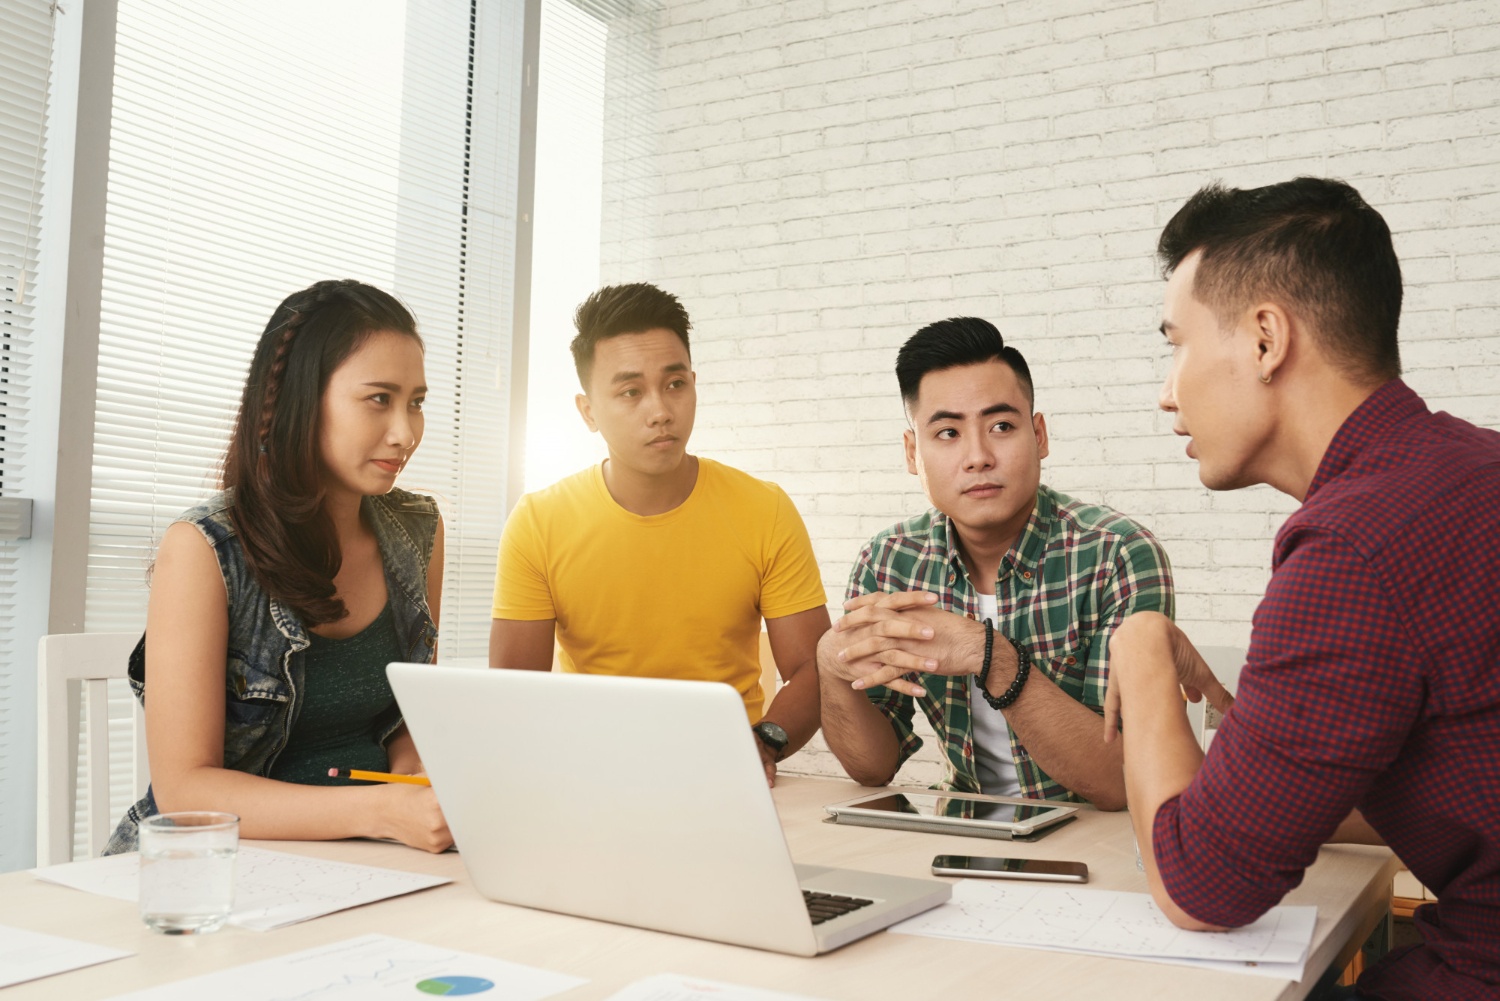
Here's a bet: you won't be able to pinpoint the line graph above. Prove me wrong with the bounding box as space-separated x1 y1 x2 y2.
33 847 451 931
891 881 1316 965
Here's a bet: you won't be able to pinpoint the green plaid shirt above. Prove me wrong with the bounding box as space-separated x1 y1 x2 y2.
848 484 1174 802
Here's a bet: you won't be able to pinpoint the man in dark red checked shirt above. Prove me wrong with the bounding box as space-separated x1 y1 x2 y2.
1106 177 1500 1000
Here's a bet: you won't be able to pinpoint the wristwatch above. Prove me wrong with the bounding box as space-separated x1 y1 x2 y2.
752 720 790 760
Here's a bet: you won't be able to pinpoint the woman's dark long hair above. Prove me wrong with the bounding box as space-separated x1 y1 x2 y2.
222 279 422 626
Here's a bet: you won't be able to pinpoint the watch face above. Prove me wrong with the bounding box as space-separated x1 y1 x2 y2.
755 721 789 751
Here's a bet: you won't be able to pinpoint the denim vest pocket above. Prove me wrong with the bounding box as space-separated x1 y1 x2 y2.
223 654 290 762
406 619 438 663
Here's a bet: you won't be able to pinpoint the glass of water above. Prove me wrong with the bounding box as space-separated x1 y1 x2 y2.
138 812 239 934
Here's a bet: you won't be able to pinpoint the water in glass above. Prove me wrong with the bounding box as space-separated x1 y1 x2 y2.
138 812 238 934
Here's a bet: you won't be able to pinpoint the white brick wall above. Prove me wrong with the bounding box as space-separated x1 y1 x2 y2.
594 0 1500 783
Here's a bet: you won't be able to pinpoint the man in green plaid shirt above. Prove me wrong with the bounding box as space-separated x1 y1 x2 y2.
817 318 1174 808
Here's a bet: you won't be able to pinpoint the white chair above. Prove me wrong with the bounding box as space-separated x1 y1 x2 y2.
36 632 149 865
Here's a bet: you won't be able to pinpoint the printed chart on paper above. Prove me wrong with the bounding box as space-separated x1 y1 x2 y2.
892 881 1316 966
102 934 585 1001
34 847 450 930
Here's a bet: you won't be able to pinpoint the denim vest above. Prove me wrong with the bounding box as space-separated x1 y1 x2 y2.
103 487 439 854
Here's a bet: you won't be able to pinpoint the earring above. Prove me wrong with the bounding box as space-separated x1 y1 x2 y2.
1259 372 1272 385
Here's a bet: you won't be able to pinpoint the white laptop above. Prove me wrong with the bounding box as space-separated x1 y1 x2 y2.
387 664 951 956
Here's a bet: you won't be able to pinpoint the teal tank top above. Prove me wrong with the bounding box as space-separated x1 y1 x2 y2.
268 602 403 786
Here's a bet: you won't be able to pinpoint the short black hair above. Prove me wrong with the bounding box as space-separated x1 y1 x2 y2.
896 317 1034 414
1157 177 1402 383
570 283 692 388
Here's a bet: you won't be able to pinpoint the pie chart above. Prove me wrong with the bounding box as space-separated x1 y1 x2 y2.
414 976 495 996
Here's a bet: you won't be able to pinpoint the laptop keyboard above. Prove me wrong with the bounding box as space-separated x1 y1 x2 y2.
803 890 876 925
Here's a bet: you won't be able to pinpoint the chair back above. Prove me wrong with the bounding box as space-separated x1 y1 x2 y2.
1197 645 1246 696
36 632 147 865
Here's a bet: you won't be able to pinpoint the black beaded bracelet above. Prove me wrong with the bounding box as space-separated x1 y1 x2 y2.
979 619 995 682
976 627 1031 711
975 620 997 702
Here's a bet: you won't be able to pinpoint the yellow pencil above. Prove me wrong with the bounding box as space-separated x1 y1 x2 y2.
328 768 430 786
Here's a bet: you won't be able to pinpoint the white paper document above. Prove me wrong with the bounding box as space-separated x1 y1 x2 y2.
0 923 133 989
603 973 834 1001
891 881 1317 981
33 846 450 931
102 933 585 1001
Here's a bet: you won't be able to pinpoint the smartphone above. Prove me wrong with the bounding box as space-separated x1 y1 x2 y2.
931 854 1089 883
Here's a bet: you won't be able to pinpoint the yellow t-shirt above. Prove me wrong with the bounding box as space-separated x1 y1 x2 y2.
492 458 827 720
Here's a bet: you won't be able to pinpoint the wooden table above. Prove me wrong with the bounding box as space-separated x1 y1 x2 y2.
0 776 1396 1000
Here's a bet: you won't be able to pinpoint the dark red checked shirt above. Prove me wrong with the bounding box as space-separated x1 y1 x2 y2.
1153 381 1500 1000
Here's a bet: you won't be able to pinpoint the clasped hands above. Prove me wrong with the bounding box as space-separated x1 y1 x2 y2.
825 597 1237 750
822 590 988 698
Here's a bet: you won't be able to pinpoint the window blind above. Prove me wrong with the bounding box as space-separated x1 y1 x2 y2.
524 0 609 493
0 0 53 872
83 0 523 846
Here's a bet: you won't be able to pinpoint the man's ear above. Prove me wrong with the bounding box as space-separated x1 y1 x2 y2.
1033 412 1049 461
1252 301 1293 382
575 392 598 433
904 428 918 475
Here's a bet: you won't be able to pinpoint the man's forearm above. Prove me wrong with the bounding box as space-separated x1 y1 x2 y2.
1111 620 1218 930
816 633 902 784
971 635 1128 810
819 678 902 785
1000 675 1129 811
761 661 821 757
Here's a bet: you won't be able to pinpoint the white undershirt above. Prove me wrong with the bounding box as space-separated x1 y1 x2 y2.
970 592 1021 796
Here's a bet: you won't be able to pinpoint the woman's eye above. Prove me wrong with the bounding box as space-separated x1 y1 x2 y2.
411 398 425 412
370 393 390 405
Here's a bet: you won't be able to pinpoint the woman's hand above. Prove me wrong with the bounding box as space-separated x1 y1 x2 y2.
372 783 453 853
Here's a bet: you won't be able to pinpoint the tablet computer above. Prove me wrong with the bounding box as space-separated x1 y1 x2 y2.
824 790 1078 840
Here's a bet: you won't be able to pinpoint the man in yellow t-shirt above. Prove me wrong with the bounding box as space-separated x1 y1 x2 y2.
490 283 831 784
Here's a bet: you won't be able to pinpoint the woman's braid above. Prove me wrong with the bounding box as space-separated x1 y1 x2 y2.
256 311 304 457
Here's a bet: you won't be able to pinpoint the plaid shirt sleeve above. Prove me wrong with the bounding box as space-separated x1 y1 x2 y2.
1080 528 1175 712
1153 527 1422 926
845 544 925 769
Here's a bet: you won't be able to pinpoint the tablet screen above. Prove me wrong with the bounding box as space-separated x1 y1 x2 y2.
850 793 1059 825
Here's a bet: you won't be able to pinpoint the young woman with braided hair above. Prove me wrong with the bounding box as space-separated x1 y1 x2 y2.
105 279 451 853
